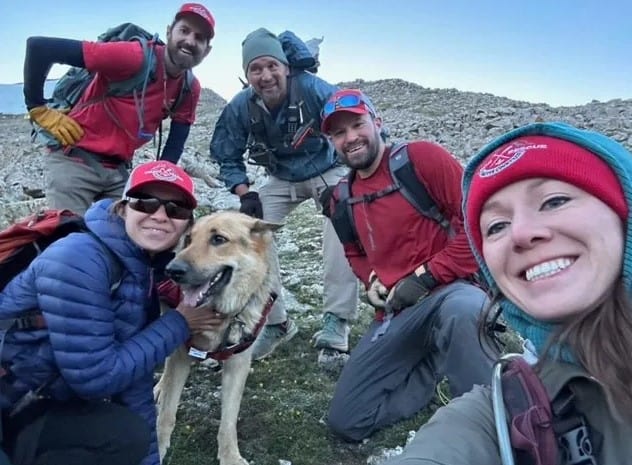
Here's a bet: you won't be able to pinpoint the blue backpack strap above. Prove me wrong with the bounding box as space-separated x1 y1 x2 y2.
388 142 453 235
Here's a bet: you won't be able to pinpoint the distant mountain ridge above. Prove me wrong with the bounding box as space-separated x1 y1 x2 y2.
0 80 58 115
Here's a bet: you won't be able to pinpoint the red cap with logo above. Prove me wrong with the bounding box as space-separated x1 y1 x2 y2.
124 161 197 208
176 3 215 38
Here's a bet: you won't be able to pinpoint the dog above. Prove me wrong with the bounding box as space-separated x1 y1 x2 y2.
154 211 281 465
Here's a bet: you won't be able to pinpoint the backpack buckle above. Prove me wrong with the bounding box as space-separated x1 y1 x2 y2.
558 420 597 465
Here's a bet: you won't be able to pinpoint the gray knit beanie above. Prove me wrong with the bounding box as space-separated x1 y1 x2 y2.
242 28 289 73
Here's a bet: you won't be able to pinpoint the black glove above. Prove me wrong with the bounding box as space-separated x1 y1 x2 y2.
319 186 335 218
239 191 264 219
386 273 430 313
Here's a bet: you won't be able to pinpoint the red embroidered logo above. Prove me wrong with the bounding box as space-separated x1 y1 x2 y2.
145 164 182 182
189 5 212 22
479 140 547 178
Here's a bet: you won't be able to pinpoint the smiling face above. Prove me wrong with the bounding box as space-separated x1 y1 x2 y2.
246 56 289 110
123 183 191 255
327 111 385 178
165 14 212 73
480 177 624 322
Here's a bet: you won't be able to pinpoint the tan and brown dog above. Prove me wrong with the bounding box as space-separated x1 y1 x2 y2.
154 211 281 465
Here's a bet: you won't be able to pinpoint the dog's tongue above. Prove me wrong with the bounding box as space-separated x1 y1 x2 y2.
181 282 211 307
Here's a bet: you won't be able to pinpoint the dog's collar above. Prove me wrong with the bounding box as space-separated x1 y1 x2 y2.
186 292 277 362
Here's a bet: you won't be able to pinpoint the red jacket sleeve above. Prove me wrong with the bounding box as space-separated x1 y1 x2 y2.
82 41 144 81
407 142 479 283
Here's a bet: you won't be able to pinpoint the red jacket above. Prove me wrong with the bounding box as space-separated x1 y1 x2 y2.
69 41 201 161
336 141 479 289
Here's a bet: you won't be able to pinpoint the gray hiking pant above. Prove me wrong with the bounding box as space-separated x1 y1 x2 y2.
259 165 359 325
45 148 129 215
327 280 494 441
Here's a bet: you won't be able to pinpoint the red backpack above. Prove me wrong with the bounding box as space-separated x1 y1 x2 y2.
0 210 85 289
0 209 123 327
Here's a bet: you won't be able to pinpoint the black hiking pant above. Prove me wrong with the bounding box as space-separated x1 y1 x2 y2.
2 399 150 465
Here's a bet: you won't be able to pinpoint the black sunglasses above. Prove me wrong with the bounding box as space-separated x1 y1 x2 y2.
126 197 193 220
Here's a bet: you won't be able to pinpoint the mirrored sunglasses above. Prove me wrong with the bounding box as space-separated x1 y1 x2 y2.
322 94 373 118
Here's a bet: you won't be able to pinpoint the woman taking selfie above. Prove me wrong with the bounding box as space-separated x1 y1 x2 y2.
386 122 632 464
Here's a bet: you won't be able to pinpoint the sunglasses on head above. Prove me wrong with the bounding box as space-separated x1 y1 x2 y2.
321 94 375 119
126 196 193 220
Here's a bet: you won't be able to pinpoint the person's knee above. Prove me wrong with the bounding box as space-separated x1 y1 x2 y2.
326 405 371 442
327 387 379 442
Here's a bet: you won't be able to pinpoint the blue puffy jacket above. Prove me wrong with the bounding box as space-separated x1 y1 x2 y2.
0 199 190 465
210 71 340 191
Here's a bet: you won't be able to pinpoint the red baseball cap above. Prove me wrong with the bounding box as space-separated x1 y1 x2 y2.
321 89 378 133
124 161 197 208
176 3 215 39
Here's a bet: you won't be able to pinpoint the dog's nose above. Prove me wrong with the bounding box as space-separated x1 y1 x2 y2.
165 259 190 283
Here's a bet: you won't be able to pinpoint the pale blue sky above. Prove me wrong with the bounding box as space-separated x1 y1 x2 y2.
1 0 630 106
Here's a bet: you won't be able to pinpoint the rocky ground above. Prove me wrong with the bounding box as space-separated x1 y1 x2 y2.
4 79 632 221
1 80 631 465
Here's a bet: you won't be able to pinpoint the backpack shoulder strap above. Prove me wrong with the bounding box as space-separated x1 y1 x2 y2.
247 98 267 143
492 355 567 465
247 97 285 148
337 172 359 242
329 172 364 252
169 69 194 114
106 35 159 97
388 143 453 235
287 71 302 134
494 355 601 465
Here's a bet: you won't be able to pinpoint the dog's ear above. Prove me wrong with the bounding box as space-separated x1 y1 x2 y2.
251 220 284 234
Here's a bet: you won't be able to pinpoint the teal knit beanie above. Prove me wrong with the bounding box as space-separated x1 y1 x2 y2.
462 122 632 358
241 28 288 74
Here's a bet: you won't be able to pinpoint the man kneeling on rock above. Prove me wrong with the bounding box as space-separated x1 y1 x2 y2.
320 88 496 441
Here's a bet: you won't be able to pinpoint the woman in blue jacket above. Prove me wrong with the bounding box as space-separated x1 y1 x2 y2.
0 160 217 465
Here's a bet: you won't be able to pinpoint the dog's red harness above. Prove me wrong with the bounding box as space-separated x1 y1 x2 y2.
186 292 277 361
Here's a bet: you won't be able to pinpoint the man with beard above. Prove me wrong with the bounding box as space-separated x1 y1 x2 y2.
319 89 495 441
23 3 214 215
210 28 359 361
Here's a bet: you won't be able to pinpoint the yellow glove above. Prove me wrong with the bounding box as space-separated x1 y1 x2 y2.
29 106 84 146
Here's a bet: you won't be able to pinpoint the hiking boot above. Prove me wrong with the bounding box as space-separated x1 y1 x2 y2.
311 312 349 352
251 318 299 361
